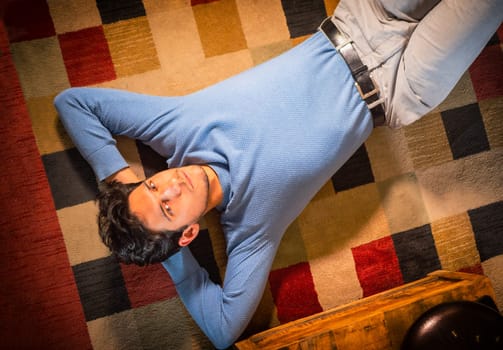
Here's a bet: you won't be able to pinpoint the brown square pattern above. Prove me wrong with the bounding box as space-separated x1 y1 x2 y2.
192 0 247 57
104 17 160 78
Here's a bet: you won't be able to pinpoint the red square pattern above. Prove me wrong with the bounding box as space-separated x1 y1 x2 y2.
352 236 404 298
1 21 91 348
468 44 503 101
4 0 55 43
269 262 323 324
121 263 178 308
58 26 116 87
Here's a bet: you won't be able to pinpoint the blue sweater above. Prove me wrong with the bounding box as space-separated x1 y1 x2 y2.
55 31 372 349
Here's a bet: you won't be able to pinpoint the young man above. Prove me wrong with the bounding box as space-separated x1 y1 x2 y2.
55 0 502 348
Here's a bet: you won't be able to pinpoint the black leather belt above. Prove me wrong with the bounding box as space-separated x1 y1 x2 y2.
320 18 386 127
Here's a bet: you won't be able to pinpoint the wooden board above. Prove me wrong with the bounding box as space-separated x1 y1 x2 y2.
235 270 497 350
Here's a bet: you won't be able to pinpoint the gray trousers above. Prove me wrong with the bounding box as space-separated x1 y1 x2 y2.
333 0 503 128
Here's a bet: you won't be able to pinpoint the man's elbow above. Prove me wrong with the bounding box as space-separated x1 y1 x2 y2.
54 88 72 109
211 336 236 350
207 327 242 349
53 87 84 118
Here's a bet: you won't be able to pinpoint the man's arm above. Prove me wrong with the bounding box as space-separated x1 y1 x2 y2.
55 87 273 348
54 87 180 182
163 236 277 349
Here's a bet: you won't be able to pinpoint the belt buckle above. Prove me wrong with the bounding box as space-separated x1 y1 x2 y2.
355 75 384 109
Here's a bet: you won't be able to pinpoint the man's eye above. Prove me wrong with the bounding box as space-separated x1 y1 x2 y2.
163 202 174 216
148 181 156 190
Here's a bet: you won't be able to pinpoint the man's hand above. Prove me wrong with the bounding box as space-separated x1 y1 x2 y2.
105 167 140 183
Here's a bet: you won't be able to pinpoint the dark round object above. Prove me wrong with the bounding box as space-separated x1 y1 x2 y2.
401 301 503 350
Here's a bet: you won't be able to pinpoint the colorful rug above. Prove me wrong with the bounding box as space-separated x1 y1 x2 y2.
1 0 502 349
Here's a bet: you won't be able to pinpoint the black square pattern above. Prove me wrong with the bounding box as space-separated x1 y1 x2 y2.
392 225 442 283
42 148 98 210
136 141 169 179
441 103 490 159
281 0 327 38
487 32 500 46
468 201 503 262
189 229 222 285
331 144 374 192
73 255 131 321
96 0 146 25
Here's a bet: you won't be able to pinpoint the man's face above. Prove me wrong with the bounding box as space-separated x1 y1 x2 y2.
128 165 209 232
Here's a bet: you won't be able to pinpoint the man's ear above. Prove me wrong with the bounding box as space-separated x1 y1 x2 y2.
178 223 200 247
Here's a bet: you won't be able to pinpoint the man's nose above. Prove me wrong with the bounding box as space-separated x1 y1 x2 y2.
160 180 181 200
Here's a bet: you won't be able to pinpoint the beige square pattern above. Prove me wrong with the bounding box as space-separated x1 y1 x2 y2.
143 0 191 14
87 308 142 350
366 126 414 182
147 6 254 94
482 255 503 311
417 148 503 221
310 247 363 310
181 50 254 92
377 172 430 234
300 183 390 256
235 0 290 48
148 6 204 77
11 37 70 99
133 298 213 350
250 40 293 65
96 69 174 96
47 0 102 34
299 183 388 309
272 220 309 270
57 201 110 266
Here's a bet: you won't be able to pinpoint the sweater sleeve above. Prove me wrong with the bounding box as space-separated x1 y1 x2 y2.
54 87 180 181
162 235 276 349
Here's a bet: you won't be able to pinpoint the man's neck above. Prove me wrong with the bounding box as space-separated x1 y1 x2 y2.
202 165 223 212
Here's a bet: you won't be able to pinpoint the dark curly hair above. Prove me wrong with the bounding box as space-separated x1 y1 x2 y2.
96 181 183 266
